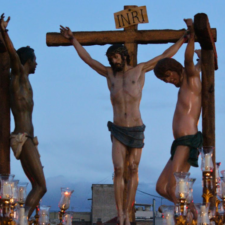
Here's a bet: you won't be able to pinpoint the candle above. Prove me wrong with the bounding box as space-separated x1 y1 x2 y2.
19 207 25 225
200 205 208 224
41 211 48 223
12 185 18 200
205 154 211 171
179 179 185 198
59 192 70 210
18 187 26 203
66 214 72 225
166 212 174 225
2 182 11 199
222 182 225 198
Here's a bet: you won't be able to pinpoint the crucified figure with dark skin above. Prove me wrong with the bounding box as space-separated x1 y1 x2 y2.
154 19 202 215
0 14 47 218
60 24 187 225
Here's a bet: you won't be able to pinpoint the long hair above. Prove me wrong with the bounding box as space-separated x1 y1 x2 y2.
106 44 130 65
154 58 183 78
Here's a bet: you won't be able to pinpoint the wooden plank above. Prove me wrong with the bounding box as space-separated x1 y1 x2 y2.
0 33 10 174
114 6 148 29
194 13 217 209
201 49 215 208
194 13 218 70
46 28 216 46
122 10 138 220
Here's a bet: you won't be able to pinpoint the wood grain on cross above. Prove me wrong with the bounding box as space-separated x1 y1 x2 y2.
46 5 217 219
0 33 10 174
194 13 218 209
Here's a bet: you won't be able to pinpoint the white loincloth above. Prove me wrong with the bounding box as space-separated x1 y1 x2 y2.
10 133 40 159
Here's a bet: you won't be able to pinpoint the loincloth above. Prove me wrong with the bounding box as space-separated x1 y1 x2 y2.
170 131 203 167
107 121 146 148
10 133 40 159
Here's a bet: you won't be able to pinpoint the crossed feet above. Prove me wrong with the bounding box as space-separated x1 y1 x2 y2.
117 211 131 225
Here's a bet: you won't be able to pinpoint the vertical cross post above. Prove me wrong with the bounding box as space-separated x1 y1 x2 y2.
0 33 11 174
123 6 138 221
194 13 217 209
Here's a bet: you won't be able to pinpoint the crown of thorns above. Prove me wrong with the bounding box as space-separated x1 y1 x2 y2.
106 45 128 56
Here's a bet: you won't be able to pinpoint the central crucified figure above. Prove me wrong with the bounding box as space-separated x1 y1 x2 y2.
60 24 187 225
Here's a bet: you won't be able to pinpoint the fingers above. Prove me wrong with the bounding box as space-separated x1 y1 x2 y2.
183 18 193 27
60 25 70 30
0 13 4 20
7 16 10 23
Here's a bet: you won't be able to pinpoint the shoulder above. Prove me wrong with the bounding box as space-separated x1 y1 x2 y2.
183 71 201 93
136 63 145 69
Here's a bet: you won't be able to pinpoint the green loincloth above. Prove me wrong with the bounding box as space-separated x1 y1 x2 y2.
107 121 145 148
170 131 203 167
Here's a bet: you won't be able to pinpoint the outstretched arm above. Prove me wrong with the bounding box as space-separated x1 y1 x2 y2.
0 14 21 74
184 19 200 78
60 26 108 77
184 19 202 94
141 31 187 72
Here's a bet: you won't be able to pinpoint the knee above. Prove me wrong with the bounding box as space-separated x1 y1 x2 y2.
156 182 165 196
42 185 47 195
114 166 124 177
36 184 47 197
166 185 174 198
129 163 138 175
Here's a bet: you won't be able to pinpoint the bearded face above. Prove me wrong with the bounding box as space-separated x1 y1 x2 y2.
107 53 126 74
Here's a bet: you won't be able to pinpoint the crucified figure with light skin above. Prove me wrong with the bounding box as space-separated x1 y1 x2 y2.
60 24 187 225
154 19 202 219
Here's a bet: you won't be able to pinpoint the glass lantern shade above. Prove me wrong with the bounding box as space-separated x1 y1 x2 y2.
64 213 73 225
218 179 225 199
186 178 196 204
39 205 51 225
200 147 214 172
221 170 225 182
0 174 15 199
216 162 221 183
195 203 210 225
17 182 28 204
0 174 15 181
159 206 175 225
10 180 19 203
1 180 13 200
174 172 190 200
58 188 74 210
19 206 30 225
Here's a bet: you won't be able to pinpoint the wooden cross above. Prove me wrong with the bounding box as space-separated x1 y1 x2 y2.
46 6 218 215
0 34 10 174
0 4 218 218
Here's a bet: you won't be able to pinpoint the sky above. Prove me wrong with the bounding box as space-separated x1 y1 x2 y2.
1 0 225 212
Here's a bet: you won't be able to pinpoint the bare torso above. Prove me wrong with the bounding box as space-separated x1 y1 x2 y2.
10 74 34 136
172 73 201 139
106 65 145 127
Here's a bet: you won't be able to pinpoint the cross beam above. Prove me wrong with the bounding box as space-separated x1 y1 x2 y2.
46 29 217 46
46 11 217 68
